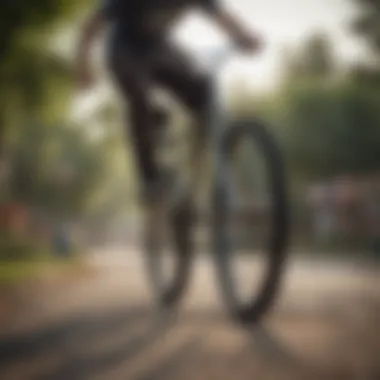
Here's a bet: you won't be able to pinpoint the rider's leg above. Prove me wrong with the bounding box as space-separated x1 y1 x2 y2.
153 43 211 136
153 43 212 189
107 46 166 203
171 74 212 191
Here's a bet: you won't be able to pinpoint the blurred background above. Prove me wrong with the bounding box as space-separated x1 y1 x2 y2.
0 0 379 379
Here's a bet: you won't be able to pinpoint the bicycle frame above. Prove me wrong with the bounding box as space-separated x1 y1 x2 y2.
208 45 237 183
189 44 238 202
145 43 289 321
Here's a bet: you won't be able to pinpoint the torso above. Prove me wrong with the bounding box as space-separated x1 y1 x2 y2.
103 0 198 43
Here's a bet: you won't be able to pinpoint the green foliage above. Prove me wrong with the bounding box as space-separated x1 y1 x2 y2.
0 0 89 56
0 0 89 154
282 34 336 84
227 31 380 182
0 232 49 261
1 47 73 134
350 65 380 88
8 121 113 218
351 0 380 57
280 79 380 179
0 258 85 285
0 0 121 221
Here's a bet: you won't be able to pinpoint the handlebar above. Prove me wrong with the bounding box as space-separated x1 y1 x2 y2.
207 43 237 70
196 43 238 73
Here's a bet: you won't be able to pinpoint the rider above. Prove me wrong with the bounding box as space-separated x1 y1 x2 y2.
76 0 261 204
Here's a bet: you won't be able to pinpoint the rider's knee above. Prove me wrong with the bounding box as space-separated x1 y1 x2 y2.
127 92 152 122
151 106 169 129
188 75 212 117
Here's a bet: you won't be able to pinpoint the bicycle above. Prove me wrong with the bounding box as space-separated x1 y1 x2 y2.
142 43 289 326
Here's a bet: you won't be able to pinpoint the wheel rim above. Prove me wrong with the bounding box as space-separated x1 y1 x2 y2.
221 135 274 308
213 121 289 324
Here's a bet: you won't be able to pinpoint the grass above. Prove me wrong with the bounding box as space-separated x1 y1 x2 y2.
0 257 88 286
0 232 92 285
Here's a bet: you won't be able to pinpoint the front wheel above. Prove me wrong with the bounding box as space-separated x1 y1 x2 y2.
212 118 290 326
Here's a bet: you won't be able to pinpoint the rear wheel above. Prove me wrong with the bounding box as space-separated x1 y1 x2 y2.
212 118 289 325
143 194 194 309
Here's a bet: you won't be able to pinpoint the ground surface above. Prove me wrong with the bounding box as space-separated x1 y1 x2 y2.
0 248 379 380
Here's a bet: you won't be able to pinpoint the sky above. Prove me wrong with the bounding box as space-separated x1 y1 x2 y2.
173 0 366 90
71 0 368 118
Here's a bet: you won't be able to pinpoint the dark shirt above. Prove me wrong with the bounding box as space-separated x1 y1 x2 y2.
100 0 219 43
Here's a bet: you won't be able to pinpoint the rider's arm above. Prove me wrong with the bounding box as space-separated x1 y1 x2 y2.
76 9 106 88
77 10 105 69
199 0 260 51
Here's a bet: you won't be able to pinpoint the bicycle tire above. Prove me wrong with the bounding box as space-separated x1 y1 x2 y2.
143 195 194 310
212 117 290 326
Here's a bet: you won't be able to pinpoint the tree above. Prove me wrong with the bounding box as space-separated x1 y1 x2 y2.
349 0 380 91
0 0 90 159
0 1 89 58
8 120 118 219
352 0 380 58
278 78 380 180
0 0 94 205
282 34 337 84
244 32 380 181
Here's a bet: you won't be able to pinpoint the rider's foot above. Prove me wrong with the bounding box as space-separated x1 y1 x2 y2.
141 169 174 207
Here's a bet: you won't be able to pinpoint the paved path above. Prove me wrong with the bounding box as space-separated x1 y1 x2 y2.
0 249 379 380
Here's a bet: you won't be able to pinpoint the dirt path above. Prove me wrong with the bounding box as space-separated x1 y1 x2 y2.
0 250 379 380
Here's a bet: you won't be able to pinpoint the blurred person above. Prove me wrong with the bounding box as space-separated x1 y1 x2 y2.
52 222 72 259
333 175 366 247
76 0 261 205
362 174 380 260
373 176 380 261
308 181 334 247
334 176 354 233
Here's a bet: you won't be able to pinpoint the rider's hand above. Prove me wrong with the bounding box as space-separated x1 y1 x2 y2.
76 61 95 91
235 32 263 54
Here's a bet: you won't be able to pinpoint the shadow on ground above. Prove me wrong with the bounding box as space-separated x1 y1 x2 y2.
0 305 310 380
0 298 379 380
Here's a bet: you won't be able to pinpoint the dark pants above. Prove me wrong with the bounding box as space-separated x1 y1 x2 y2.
108 38 211 184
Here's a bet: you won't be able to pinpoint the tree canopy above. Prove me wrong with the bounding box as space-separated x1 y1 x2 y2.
351 0 380 58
